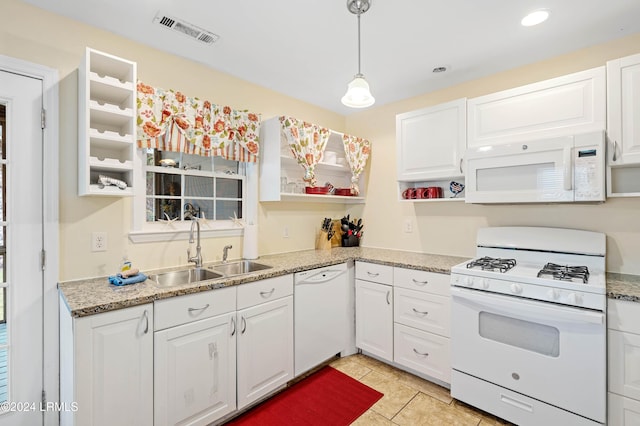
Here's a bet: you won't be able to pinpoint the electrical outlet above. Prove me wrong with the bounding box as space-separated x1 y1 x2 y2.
92 232 107 252
283 226 289 238
403 219 413 233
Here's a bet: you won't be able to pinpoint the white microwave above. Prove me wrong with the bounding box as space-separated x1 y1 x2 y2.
464 131 605 204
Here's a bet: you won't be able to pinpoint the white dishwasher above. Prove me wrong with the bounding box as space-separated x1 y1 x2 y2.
294 262 354 376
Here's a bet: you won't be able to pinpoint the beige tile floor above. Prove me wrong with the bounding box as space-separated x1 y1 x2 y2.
330 354 513 426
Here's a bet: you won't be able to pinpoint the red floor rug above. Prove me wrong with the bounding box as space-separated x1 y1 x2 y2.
227 366 383 425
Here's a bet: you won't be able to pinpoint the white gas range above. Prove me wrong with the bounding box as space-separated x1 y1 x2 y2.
450 226 606 426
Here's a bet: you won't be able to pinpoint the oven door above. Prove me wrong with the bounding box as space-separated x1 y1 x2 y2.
451 286 605 423
465 136 574 203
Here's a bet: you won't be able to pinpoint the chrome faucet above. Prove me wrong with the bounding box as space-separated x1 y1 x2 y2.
187 219 203 268
222 245 233 263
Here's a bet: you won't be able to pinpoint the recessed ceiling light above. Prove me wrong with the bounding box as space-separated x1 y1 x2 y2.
521 9 549 27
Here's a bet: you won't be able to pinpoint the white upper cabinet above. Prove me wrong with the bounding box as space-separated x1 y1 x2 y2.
607 53 640 165
78 47 137 196
467 67 606 148
607 53 640 197
396 98 466 181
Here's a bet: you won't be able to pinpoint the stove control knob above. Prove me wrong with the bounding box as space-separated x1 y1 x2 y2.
510 284 523 294
567 293 583 305
464 277 474 287
547 289 560 300
481 279 490 289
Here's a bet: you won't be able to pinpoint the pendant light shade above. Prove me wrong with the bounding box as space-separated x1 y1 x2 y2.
342 0 375 108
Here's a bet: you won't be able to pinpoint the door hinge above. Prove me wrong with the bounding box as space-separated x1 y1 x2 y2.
41 389 46 405
41 108 46 129
41 249 46 271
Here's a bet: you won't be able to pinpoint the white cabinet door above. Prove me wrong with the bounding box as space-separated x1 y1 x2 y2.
608 53 640 166
396 99 466 181
467 67 605 148
609 330 640 402
154 313 236 426
355 280 393 361
73 304 153 426
237 296 294 409
609 393 640 426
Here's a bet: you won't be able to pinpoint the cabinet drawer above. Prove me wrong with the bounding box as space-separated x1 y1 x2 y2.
394 323 450 384
355 261 393 285
394 287 450 337
154 286 236 331
237 274 293 310
608 299 640 334
394 267 450 296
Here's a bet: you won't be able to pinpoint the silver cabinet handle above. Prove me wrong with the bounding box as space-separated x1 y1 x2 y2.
230 317 236 336
413 348 429 357
613 140 618 162
241 317 246 334
459 158 464 174
412 308 429 315
188 303 210 313
367 271 380 277
259 288 275 298
142 309 149 334
386 290 391 305
412 278 428 286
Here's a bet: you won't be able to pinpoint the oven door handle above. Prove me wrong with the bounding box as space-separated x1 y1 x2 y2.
451 287 604 325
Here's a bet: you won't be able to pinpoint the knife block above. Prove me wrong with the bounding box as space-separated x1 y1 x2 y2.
315 230 332 250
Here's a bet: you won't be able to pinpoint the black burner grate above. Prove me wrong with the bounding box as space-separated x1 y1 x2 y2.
537 263 590 283
466 257 516 273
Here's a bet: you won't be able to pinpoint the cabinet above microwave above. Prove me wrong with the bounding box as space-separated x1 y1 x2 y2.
464 131 605 204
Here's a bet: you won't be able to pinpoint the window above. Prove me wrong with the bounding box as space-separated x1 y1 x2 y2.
131 148 256 242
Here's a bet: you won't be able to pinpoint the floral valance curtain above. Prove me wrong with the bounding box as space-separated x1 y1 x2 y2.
136 82 260 162
279 116 330 187
342 134 371 195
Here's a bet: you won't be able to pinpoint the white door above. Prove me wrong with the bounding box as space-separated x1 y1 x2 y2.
236 296 293 410
154 313 236 426
355 280 393 361
0 71 44 424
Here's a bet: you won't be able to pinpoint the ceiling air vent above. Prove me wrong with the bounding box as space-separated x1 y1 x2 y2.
153 13 220 45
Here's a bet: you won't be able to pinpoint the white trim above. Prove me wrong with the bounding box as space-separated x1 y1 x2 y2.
0 54 60 426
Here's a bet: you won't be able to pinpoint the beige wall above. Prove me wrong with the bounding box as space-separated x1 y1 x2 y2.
3 0 640 280
346 32 640 275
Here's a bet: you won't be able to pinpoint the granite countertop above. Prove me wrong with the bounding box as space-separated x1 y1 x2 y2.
59 247 640 318
606 273 640 303
58 247 468 318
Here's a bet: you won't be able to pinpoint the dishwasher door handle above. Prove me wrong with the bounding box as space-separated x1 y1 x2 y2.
296 269 346 285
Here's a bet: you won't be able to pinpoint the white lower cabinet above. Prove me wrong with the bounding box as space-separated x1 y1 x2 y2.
60 301 153 426
393 267 451 384
608 299 640 425
153 286 237 426
236 275 294 410
355 279 393 361
154 313 236 426
609 393 640 426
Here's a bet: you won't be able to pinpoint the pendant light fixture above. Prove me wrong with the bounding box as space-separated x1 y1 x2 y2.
341 0 375 108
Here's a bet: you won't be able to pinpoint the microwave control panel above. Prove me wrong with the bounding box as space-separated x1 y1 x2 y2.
574 141 605 202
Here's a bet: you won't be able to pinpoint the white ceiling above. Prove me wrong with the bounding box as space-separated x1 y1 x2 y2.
23 0 640 115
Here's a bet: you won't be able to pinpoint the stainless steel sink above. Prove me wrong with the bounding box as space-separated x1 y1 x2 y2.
208 260 271 277
149 268 223 288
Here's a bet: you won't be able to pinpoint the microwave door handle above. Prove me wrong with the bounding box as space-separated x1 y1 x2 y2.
451 287 604 325
563 146 572 190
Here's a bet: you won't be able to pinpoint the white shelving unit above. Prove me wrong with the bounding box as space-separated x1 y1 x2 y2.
78 47 137 196
259 116 367 204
